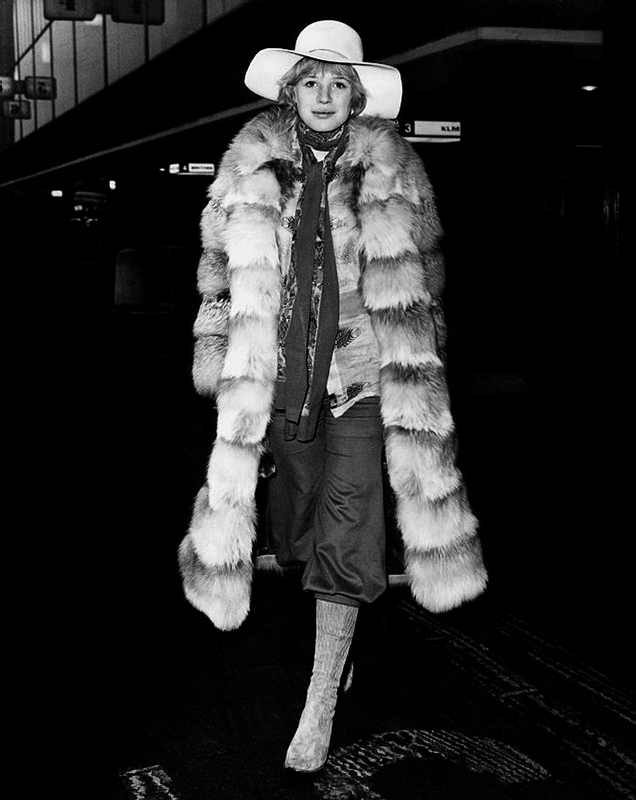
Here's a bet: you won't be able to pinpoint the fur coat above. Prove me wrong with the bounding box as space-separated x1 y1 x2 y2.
179 106 487 630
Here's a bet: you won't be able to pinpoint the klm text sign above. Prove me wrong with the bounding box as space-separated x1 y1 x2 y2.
399 120 461 142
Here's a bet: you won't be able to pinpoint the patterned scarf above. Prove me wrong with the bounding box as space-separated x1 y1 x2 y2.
296 118 348 150
278 119 348 441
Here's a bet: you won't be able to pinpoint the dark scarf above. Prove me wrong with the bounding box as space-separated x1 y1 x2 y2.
279 120 348 441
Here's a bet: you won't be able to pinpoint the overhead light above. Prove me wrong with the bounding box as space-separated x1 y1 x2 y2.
581 85 598 91
40 39 51 64
51 190 63 197
109 180 116 190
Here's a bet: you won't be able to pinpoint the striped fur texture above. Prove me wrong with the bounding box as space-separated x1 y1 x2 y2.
179 106 487 630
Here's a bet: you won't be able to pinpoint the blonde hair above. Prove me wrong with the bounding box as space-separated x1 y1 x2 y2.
278 58 367 117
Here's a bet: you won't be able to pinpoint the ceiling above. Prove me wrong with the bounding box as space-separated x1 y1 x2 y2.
0 0 606 190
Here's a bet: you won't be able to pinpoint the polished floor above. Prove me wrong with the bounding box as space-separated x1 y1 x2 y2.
22 307 634 800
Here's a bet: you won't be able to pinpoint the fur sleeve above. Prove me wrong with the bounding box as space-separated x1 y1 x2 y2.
358 124 487 612
399 137 448 359
192 184 231 398
401 139 446 300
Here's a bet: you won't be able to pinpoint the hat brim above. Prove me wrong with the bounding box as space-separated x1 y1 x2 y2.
244 47 402 119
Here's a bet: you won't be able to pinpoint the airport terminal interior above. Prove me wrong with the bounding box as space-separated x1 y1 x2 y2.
1 2 630 798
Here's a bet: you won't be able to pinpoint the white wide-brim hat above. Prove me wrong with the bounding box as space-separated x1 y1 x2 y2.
244 20 402 119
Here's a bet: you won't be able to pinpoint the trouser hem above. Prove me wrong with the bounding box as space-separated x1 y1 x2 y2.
314 592 361 608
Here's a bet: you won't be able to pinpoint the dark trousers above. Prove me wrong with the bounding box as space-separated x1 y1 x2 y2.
267 396 386 605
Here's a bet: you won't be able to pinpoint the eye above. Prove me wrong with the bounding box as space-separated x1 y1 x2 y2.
333 81 349 90
302 79 317 88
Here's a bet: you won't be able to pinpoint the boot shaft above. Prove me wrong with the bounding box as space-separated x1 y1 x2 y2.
308 600 358 698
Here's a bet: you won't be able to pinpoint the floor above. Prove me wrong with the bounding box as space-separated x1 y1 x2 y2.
17 307 634 800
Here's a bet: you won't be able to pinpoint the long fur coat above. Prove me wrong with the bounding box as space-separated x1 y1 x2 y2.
179 106 487 630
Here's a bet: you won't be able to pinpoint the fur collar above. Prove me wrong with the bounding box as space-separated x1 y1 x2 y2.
222 106 403 177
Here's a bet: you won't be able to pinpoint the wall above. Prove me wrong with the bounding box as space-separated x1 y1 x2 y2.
8 0 248 140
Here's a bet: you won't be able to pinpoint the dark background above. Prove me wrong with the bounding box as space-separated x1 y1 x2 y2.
1 0 626 794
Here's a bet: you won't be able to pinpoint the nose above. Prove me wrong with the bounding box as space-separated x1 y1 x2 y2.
317 83 331 104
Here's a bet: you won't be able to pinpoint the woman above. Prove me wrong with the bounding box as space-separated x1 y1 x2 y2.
179 20 487 772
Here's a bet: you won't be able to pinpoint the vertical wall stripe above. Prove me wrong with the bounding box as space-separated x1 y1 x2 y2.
29 0 38 130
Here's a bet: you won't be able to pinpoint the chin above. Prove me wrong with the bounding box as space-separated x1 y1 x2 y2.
309 115 344 132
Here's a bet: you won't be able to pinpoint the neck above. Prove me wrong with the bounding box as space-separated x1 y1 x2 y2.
297 118 348 151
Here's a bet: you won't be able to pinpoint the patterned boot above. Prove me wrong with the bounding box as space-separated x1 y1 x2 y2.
285 599 358 772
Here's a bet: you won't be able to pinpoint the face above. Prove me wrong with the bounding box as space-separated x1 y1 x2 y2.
294 67 354 132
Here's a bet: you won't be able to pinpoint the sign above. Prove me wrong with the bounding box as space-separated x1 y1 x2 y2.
168 163 215 176
44 0 97 21
186 163 215 175
2 100 31 119
0 77 15 99
111 0 165 25
399 120 461 142
24 76 57 100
